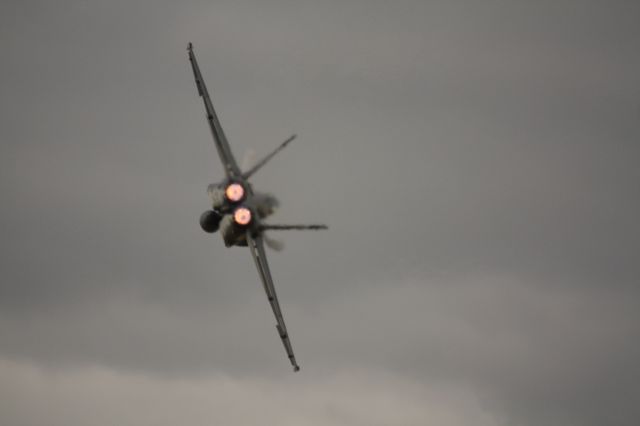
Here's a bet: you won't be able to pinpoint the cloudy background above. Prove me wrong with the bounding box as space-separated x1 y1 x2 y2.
1 0 639 425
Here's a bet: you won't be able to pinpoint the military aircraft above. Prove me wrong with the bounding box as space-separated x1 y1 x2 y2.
187 43 326 372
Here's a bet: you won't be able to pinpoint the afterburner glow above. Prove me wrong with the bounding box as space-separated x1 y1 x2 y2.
225 183 245 202
233 207 252 226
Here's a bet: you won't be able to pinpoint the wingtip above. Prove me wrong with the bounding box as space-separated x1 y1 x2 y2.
293 365 300 372
187 42 193 51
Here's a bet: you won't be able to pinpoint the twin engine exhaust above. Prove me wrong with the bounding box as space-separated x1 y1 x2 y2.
201 134 327 245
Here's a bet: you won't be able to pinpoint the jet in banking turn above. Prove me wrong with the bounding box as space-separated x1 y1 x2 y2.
188 43 327 372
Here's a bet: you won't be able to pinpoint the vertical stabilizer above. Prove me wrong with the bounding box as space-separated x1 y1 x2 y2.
242 134 296 180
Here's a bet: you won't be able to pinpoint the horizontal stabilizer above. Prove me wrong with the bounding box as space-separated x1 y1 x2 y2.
260 224 328 231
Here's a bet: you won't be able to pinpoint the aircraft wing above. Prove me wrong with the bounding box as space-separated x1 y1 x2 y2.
188 43 242 179
247 233 301 372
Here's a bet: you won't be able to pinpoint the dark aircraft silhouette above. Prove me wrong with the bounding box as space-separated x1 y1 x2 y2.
187 43 326 372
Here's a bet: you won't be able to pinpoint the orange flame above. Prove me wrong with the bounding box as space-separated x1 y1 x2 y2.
225 183 245 202
233 207 252 226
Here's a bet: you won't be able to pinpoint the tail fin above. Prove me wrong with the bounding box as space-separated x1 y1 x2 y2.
242 134 296 180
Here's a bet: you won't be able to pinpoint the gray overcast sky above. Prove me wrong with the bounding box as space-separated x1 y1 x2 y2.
1 1 639 425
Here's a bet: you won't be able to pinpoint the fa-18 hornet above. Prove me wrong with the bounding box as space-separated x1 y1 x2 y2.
187 43 327 372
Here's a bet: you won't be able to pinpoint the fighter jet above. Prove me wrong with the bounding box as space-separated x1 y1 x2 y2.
187 43 326 372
